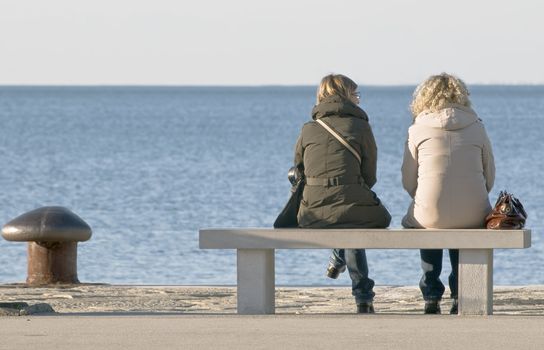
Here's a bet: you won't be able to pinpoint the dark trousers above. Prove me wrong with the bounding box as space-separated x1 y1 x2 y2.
419 249 459 301
329 248 375 303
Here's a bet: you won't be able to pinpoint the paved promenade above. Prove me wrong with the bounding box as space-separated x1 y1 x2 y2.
2 285 544 349
2 315 544 350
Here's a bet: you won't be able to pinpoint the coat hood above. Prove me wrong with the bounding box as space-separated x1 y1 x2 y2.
414 105 479 131
312 95 369 121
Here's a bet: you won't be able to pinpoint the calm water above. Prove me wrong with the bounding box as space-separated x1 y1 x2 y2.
0 86 542 286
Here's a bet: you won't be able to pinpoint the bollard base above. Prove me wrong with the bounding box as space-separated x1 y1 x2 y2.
27 241 80 285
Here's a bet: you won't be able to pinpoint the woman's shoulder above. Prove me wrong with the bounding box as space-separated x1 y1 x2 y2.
299 120 319 136
301 120 317 129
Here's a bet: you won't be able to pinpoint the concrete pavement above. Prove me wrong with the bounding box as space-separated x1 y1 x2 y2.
1 314 544 350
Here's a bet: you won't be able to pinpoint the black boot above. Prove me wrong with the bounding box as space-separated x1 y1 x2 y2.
450 299 458 315
424 300 441 314
357 302 375 314
326 264 346 279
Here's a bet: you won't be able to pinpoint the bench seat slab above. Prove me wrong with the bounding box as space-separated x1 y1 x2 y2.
200 229 530 249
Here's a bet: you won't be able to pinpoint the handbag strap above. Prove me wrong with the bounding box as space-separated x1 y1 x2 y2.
316 119 362 164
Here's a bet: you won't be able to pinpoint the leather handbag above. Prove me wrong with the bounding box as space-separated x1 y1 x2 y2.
273 165 305 228
485 191 527 229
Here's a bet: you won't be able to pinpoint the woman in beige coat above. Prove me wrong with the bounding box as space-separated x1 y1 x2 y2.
401 73 495 314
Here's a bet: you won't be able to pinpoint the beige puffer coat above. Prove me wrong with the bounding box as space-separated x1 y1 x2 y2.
401 105 495 229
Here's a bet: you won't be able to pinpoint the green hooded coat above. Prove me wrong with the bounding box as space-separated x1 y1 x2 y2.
295 95 391 228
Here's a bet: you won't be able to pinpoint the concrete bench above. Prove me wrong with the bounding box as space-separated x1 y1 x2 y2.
199 228 531 316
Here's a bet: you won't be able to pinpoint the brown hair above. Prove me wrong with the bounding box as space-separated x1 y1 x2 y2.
317 74 358 104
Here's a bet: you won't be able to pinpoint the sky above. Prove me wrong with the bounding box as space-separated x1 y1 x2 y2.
1 0 543 85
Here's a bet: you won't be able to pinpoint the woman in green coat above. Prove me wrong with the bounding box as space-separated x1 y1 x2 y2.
295 74 391 313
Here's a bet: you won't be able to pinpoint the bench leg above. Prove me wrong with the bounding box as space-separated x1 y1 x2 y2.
236 249 275 314
458 249 493 315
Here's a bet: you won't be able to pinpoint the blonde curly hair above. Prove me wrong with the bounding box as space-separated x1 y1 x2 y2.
410 73 471 118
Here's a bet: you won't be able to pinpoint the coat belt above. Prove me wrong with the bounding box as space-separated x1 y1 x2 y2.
305 176 362 186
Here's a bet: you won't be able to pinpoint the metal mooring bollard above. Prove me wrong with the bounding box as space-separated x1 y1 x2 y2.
1 206 92 285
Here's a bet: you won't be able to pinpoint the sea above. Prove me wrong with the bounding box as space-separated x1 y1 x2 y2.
0 86 542 286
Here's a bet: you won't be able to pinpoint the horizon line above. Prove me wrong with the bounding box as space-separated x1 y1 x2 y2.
1 83 544 88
